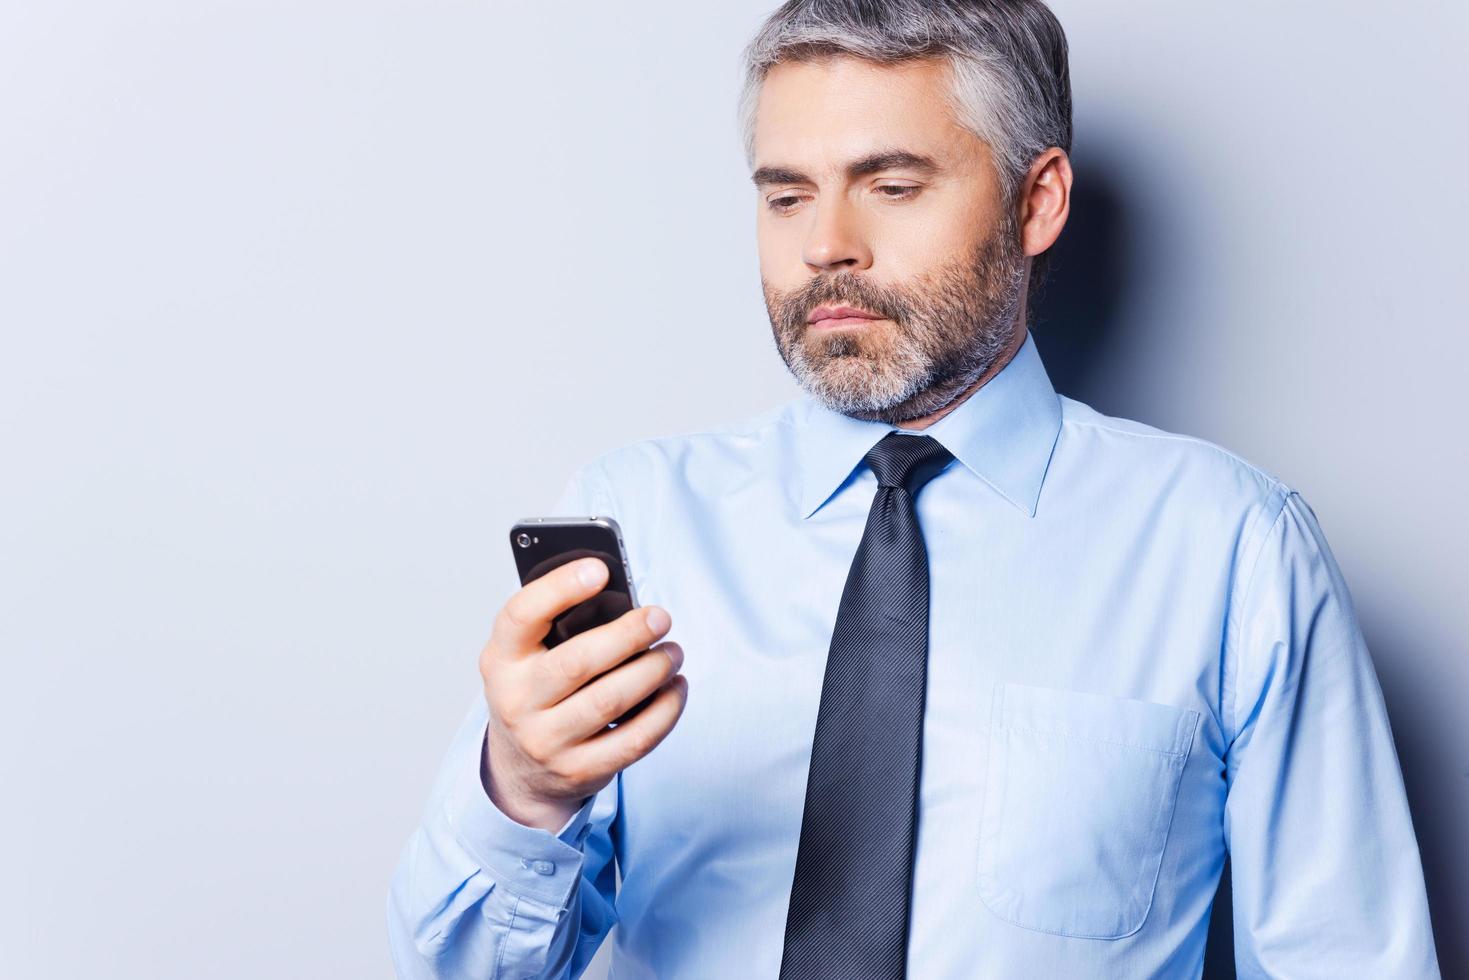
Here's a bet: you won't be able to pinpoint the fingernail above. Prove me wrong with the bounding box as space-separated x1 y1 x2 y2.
577 558 605 586
646 607 670 633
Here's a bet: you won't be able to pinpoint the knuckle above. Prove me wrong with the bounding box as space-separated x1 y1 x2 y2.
564 759 598 786
494 601 526 636
482 674 510 714
542 754 573 783
553 649 588 687
520 733 551 766
624 726 658 761
501 701 530 735
589 683 621 721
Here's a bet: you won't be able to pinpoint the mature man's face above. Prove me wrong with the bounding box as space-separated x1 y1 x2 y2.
752 55 1028 424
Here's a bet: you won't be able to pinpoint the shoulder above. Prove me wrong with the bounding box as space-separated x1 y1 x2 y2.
1054 393 1295 532
1059 395 1287 490
1057 394 1292 496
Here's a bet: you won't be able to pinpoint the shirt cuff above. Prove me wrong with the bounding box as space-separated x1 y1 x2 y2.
444 730 598 910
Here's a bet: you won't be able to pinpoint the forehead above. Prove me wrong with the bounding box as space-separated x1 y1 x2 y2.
753 55 974 168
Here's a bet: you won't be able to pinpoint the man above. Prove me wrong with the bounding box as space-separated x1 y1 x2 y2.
388 1 1441 976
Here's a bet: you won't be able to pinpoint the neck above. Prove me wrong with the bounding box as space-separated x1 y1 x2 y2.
894 325 1028 431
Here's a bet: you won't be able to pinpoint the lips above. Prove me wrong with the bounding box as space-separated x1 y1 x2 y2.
808 305 882 325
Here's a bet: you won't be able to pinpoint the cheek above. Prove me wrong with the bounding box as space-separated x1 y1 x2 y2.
878 227 966 277
755 231 805 285
876 193 994 267
757 259 805 306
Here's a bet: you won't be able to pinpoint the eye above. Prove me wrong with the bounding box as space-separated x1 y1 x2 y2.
765 185 919 214
876 185 920 200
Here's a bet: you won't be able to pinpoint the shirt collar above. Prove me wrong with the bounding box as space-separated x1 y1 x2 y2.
792 329 1063 520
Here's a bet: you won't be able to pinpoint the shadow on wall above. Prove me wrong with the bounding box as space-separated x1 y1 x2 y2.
1026 151 1132 410
1028 153 1240 979
1358 608 1464 979
1029 156 1455 978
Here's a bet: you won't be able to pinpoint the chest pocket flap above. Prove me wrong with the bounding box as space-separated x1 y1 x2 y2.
977 682 1201 940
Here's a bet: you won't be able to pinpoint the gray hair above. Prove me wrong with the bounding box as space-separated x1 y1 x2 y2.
736 0 1072 297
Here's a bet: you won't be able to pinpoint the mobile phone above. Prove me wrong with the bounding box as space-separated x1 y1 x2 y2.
509 515 639 649
510 516 653 727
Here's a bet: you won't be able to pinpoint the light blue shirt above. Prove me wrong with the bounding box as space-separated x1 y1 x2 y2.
387 330 1439 978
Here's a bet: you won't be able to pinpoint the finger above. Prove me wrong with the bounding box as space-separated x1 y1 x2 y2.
563 674 688 775
546 639 684 742
529 605 674 707
493 556 610 655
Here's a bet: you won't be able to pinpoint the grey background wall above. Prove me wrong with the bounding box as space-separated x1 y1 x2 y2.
1 2 1463 977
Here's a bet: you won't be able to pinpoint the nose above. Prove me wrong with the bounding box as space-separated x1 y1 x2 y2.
801 197 873 274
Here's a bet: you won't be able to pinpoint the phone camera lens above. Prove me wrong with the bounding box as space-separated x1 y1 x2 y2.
516 532 532 548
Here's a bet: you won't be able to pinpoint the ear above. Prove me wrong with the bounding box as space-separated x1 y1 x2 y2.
1018 148 1072 257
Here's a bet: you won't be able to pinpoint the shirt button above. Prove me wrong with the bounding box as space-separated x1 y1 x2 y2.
521 858 556 876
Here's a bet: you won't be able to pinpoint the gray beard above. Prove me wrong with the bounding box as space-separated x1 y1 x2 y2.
763 210 1027 424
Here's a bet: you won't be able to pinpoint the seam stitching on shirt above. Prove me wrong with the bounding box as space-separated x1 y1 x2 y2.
1224 489 1295 752
495 895 519 975
1061 417 1287 490
1219 500 1274 747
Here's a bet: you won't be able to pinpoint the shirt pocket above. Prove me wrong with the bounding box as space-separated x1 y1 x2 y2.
976 682 1201 940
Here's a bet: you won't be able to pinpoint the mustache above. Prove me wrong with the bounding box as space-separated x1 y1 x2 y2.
786 277 896 324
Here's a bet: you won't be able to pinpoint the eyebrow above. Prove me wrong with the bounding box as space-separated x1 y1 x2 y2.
750 149 941 188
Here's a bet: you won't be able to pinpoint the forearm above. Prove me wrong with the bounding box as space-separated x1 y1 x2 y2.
386 699 613 979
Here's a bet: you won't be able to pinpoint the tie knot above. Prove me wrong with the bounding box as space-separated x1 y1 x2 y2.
864 431 955 493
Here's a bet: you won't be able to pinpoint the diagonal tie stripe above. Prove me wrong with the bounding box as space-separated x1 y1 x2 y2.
780 431 956 979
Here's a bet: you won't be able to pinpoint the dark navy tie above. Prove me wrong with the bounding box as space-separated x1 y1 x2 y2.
780 431 956 979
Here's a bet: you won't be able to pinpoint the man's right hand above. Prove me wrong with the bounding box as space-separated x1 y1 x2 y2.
479 556 688 832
